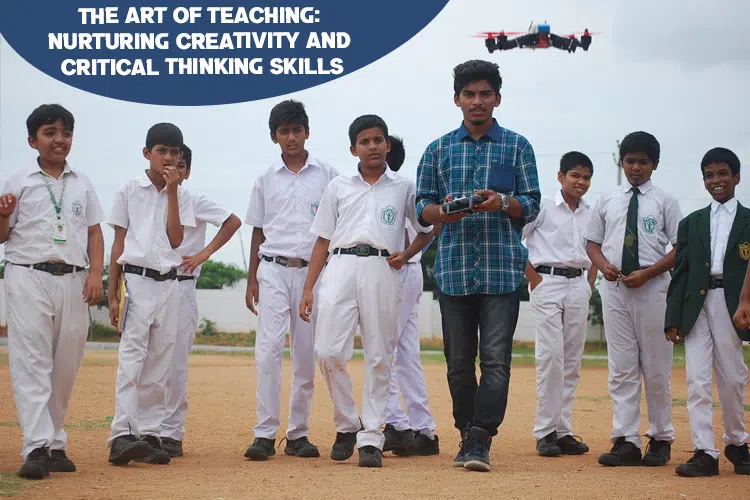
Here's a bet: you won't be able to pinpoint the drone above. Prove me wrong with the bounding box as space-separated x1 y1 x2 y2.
473 21 599 54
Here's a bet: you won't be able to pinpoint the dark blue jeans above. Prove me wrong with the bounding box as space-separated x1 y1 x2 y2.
438 289 520 437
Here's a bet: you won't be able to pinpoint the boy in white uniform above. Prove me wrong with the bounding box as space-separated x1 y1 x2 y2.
522 151 596 457
106 123 196 466
160 144 242 457
299 115 433 468
244 100 338 460
584 131 682 467
0 104 105 480
380 136 440 456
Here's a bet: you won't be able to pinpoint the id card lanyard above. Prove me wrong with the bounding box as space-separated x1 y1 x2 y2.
42 172 68 243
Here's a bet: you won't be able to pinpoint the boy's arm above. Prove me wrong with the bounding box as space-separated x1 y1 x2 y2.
665 217 690 341
165 168 185 248
245 227 265 315
180 209 242 274
416 143 467 226
108 226 126 327
299 237 330 322
83 224 105 306
525 262 542 290
0 193 16 243
587 264 598 289
733 264 750 330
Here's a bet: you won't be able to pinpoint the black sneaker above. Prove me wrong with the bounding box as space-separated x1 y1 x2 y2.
49 450 76 472
597 437 642 466
452 428 470 467
161 437 183 458
136 435 171 464
642 438 671 466
331 431 358 461
283 436 320 458
383 424 414 455
675 450 719 477
18 447 50 480
108 435 150 465
536 432 562 457
408 432 440 456
244 437 275 461
725 443 750 475
358 446 383 468
557 435 589 455
463 426 492 472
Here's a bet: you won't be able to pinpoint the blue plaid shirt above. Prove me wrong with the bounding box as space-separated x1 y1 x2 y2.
416 119 541 296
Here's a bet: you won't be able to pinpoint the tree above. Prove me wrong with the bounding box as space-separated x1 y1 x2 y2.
588 274 604 326
196 260 246 289
0 261 4 279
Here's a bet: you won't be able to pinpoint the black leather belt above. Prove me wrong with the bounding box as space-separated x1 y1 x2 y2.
124 264 177 281
535 265 584 278
14 261 85 276
177 275 195 281
263 255 308 268
333 245 390 257
709 276 724 289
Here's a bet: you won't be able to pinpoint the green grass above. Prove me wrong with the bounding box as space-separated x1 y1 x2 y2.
0 473 25 497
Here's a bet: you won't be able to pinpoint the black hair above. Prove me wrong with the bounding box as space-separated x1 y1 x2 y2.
348 115 388 147
146 123 183 150
453 60 502 95
619 131 660 164
386 135 405 172
701 147 740 176
269 99 309 135
560 151 593 175
26 104 75 139
181 144 192 169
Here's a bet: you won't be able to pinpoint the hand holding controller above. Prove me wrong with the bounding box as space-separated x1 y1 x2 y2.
441 194 488 215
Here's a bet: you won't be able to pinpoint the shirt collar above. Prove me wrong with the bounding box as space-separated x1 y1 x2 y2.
455 118 503 142
711 197 738 215
351 162 396 182
274 151 320 173
554 189 590 210
623 179 652 194
27 159 75 177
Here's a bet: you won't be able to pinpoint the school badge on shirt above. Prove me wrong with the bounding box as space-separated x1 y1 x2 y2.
642 216 657 234
381 206 396 225
310 201 319 217
71 200 83 217
740 242 750 261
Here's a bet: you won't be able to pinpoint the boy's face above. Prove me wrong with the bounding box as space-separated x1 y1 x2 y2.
350 127 390 169
272 121 309 157
454 80 501 127
703 162 739 203
621 152 656 186
28 119 72 164
143 144 182 175
557 166 592 200
176 158 191 184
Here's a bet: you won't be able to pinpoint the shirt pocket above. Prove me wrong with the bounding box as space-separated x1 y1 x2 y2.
63 195 88 227
375 200 400 231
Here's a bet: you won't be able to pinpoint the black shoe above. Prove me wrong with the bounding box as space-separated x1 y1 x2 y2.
137 435 171 464
463 426 492 472
642 438 671 466
452 428 470 467
108 435 150 465
383 424 414 455
161 437 183 458
598 437 642 466
244 437 275 461
283 436 320 458
408 432 440 456
557 435 589 455
358 446 383 468
18 447 50 480
49 450 76 472
675 450 719 477
536 432 562 457
331 431 358 461
725 443 750 475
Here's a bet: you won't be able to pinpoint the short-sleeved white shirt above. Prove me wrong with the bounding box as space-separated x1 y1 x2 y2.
2 162 105 268
522 190 592 269
245 154 338 261
310 166 433 254
584 180 682 269
177 192 233 277
108 174 196 275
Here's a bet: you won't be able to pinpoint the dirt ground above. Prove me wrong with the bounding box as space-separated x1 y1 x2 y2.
0 349 748 499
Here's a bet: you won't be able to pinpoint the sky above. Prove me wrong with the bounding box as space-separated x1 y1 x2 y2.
1 0 748 269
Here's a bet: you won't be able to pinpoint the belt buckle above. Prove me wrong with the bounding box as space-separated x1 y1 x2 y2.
286 258 302 268
51 262 68 276
565 268 578 279
355 245 370 257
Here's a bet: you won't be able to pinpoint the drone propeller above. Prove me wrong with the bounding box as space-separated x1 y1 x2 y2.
562 30 602 37
471 31 524 39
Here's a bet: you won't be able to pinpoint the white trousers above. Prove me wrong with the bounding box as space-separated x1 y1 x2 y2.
385 263 436 438
161 278 199 441
5 264 89 459
315 253 403 449
253 259 317 441
108 273 179 446
530 273 591 441
684 289 749 459
600 274 675 447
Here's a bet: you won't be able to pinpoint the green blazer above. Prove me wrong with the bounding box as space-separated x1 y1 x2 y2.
665 202 750 342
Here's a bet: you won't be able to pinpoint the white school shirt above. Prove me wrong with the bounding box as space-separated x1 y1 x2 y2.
310 165 433 254
710 197 738 276
177 192 234 277
108 174 196 275
1 162 105 268
584 180 682 270
245 154 339 261
522 190 592 269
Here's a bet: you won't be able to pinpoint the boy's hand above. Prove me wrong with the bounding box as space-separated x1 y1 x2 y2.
439 195 469 224
180 250 210 275
109 297 120 329
665 328 681 344
601 263 621 282
733 302 750 331
246 279 259 315
622 269 649 289
0 193 17 217
529 275 542 291
386 252 407 270
299 288 314 323
163 166 180 188
82 271 104 306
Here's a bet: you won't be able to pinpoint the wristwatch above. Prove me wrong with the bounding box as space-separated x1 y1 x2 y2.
499 193 510 211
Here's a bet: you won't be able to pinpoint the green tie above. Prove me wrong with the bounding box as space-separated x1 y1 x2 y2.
621 186 640 276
